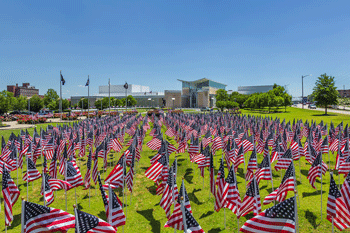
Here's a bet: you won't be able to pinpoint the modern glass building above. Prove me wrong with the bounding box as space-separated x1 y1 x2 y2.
178 78 227 108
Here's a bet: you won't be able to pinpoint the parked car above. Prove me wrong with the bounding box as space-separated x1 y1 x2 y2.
200 107 210 112
308 104 317 109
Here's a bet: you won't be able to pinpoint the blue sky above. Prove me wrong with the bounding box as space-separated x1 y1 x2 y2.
1 0 350 99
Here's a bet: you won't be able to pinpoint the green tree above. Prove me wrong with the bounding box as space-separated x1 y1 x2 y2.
28 95 44 112
282 92 292 112
43 89 59 106
216 89 229 102
12 96 28 111
266 91 277 113
225 101 239 109
312 73 338 115
0 94 9 115
216 101 226 111
77 98 89 109
126 95 137 107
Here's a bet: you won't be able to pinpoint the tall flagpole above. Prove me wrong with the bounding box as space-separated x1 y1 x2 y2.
109 78 111 115
88 75 90 119
60 71 62 121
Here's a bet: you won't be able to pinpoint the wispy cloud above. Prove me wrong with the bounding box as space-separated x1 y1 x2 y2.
78 85 84 88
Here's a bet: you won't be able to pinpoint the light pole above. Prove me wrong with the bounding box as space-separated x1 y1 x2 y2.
172 97 175 109
124 82 128 113
148 98 151 111
302 74 311 109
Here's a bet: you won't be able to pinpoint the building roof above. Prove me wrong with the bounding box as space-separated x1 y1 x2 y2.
177 78 227 86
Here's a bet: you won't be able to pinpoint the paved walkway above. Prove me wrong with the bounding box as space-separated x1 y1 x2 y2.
0 117 86 131
294 104 350 115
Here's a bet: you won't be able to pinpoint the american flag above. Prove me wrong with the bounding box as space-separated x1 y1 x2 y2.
105 154 125 188
83 149 92 189
146 134 163 151
263 162 295 205
145 153 168 182
240 196 296 233
256 154 272 184
22 201 75 233
74 208 116 233
160 164 178 218
41 173 72 206
327 172 350 231
126 153 135 193
23 156 41 182
164 180 192 230
275 148 293 171
234 145 244 172
181 207 204 233
66 160 84 187
307 152 328 189
238 177 261 218
92 151 99 185
341 171 350 214
210 152 216 196
214 159 227 212
111 136 123 152
223 164 241 215
107 184 126 230
43 137 54 160
2 163 20 226
321 136 329 154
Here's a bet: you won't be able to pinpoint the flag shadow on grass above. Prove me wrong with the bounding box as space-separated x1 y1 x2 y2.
305 210 319 229
199 210 214 219
188 188 204 205
137 209 161 233
7 213 21 229
302 189 323 198
184 168 194 184
208 227 222 233
146 183 157 195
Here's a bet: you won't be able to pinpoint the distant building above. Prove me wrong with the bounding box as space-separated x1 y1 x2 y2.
178 78 227 108
339 89 350 98
237 85 274 95
7 83 39 97
71 78 227 108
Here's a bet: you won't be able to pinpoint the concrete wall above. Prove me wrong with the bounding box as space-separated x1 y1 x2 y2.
164 91 182 108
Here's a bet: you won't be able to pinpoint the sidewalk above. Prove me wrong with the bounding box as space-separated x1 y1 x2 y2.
295 104 350 115
0 117 85 131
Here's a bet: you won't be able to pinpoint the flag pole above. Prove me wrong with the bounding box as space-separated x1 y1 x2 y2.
331 171 335 233
42 168 46 206
294 191 299 233
74 204 80 233
180 178 188 233
292 162 300 208
232 168 239 233
65 158 67 211
267 151 274 205
60 70 62 122
27 152 29 201
88 75 90 119
21 198 25 233
109 78 111 116
173 157 177 233
108 183 112 226
320 152 323 221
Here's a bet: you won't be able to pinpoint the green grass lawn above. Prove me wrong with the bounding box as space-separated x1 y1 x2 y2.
1 108 350 232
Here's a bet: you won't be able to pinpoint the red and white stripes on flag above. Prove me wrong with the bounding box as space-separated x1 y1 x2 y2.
2 164 20 226
22 201 75 233
240 196 296 233
327 172 350 231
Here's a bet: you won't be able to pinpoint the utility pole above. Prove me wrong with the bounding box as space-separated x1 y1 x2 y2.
302 74 311 109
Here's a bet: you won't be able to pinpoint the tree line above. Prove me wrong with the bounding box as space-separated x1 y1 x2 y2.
215 84 292 112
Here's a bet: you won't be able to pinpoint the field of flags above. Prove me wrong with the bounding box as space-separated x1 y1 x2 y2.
1 111 350 232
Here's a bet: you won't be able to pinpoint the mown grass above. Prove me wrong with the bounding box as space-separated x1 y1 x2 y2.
1 108 350 232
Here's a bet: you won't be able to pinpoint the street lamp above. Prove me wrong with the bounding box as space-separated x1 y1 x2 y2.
124 82 128 112
302 74 312 109
172 98 175 109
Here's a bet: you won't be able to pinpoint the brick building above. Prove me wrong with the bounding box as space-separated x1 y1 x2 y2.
7 83 39 97
339 89 350 98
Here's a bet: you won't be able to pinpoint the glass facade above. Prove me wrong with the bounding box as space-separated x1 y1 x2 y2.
181 79 226 90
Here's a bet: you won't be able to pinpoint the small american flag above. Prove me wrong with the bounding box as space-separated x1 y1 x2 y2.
23 156 41 182
240 196 296 233
307 152 327 189
2 163 20 226
238 177 261 218
214 159 227 212
22 201 75 233
74 208 116 233
327 172 350 231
